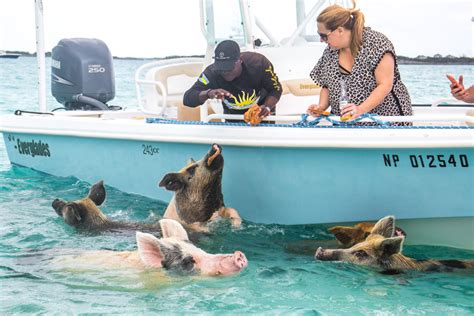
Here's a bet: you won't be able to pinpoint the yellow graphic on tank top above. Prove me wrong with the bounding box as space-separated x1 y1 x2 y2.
223 90 259 110
265 65 280 91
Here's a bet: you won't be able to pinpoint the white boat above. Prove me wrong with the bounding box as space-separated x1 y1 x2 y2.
0 51 21 59
0 0 473 249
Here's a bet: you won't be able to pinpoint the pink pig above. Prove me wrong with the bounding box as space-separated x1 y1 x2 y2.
53 219 247 277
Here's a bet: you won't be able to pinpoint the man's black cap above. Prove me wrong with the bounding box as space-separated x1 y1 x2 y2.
213 40 240 71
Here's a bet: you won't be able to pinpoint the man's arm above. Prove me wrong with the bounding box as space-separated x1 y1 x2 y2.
259 59 283 116
183 69 214 107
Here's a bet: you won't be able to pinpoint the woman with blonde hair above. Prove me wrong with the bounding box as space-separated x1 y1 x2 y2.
307 1 412 124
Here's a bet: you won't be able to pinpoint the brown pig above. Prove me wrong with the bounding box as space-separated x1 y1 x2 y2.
52 180 162 233
328 221 406 248
53 219 248 277
159 144 241 231
315 216 474 273
284 220 405 256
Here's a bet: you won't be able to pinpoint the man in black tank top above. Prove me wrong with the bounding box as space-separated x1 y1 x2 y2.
183 40 282 118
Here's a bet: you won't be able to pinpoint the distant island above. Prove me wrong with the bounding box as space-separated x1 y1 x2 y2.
397 55 474 65
4 50 474 65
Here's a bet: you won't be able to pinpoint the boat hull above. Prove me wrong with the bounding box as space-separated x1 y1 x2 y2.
1 114 473 248
3 132 473 221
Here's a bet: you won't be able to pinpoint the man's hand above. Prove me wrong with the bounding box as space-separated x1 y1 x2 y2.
259 105 273 118
207 89 232 100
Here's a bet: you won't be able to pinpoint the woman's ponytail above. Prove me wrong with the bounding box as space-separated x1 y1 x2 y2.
317 1 365 57
348 9 365 57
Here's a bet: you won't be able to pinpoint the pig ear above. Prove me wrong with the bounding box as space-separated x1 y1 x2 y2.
159 219 189 241
87 180 106 206
377 236 404 258
328 226 358 246
158 173 185 191
370 215 395 238
136 232 164 268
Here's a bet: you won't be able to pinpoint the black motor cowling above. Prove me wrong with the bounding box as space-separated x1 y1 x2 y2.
51 38 115 110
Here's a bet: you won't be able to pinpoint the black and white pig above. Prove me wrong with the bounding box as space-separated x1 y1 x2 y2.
159 144 242 231
52 219 248 277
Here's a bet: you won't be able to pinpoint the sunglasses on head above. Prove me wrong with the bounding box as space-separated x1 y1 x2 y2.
317 30 333 41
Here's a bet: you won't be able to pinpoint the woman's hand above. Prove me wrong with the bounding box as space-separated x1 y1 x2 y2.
340 103 361 120
307 104 328 117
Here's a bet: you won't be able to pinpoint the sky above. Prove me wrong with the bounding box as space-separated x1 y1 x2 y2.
0 0 473 58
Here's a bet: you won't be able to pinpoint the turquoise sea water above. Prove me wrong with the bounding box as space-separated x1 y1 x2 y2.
1 57 474 314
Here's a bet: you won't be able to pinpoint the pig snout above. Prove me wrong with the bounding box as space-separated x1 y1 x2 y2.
315 247 339 261
233 251 248 270
315 247 326 260
215 251 247 276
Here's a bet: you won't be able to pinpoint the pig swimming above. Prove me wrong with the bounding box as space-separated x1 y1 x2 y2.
52 219 248 277
284 220 406 255
328 221 406 248
315 216 474 273
52 180 162 233
159 144 241 231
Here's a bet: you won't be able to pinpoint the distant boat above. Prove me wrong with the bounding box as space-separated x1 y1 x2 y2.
0 51 21 59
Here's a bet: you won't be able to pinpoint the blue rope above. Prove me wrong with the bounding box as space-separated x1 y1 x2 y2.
145 117 473 129
294 113 391 127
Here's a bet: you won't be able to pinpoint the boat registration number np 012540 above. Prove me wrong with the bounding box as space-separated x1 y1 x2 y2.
383 154 469 168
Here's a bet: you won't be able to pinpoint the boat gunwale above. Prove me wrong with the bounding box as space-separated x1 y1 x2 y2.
1 113 473 149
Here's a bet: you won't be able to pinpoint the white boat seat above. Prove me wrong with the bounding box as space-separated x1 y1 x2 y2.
277 79 321 116
281 78 321 96
153 62 204 94
466 109 474 126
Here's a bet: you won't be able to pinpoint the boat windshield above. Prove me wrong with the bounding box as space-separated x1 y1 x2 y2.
201 0 350 48
202 0 246 45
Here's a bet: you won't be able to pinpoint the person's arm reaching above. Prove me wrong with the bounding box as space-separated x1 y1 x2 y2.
183 69 232 107
448 74 474 103
307 87 330 116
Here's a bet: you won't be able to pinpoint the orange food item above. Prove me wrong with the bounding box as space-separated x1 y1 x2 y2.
244 104 263 126
207 145 221 166
309 107 330 116
340 114 352 122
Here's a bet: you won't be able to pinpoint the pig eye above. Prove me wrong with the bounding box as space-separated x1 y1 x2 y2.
180 256 196 272
186 165 197 176
353 250 369 259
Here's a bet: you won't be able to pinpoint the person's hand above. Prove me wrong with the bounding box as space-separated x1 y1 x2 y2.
307 104 328 117
447 74 467 101
259 105 272 118
340 103 361 121
207 89 232 100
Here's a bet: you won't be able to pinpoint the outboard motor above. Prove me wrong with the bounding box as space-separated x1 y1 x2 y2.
51 38 115 110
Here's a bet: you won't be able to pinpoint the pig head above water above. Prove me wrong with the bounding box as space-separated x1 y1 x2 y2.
52 180 162 234
315 215 474 273
159 144 241 231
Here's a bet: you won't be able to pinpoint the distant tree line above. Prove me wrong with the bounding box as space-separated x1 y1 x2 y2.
5 50 473 64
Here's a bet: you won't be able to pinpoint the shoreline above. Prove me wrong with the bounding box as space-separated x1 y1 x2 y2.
3 51 474 65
